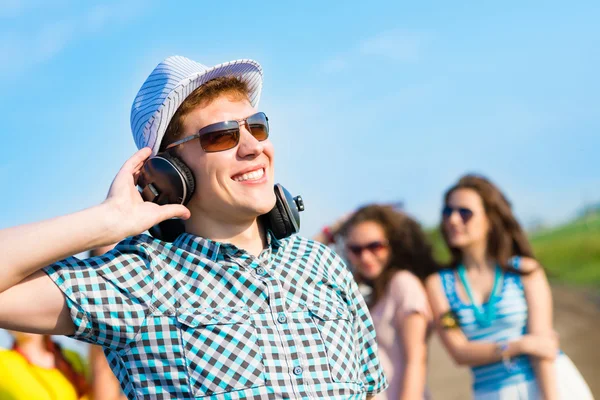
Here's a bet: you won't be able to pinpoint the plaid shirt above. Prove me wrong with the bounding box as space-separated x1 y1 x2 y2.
44 232 387 399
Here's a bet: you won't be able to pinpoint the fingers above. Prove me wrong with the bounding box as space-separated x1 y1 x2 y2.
133 170 142 186
120 148 152 175
158 205 191 222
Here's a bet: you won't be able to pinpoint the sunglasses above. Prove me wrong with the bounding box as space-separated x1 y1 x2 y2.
165 112 269 153
346 241 389 257
442 206 474 224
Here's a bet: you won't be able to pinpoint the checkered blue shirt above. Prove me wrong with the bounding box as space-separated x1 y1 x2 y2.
44 232 387 399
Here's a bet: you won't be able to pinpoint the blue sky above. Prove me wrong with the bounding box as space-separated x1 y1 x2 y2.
0 0 599 241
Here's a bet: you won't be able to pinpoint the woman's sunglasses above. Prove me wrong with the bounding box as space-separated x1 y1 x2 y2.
346 241 389 257
165 112 269 153
442 206 474 224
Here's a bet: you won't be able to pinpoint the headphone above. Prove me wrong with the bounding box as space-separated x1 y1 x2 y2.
137 153 304 242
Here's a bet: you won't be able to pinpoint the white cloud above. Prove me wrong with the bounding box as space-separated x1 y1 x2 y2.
0 0 27 18
37 20 77 60
84 1 147 33
0 1 150 79
0 0 72 18
358 29 423 62
320 28 428 74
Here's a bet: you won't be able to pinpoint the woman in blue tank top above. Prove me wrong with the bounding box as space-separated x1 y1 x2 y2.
425 174 593 400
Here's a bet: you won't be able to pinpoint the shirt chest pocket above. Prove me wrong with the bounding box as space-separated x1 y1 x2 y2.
309 302 360 383
177 308 266 398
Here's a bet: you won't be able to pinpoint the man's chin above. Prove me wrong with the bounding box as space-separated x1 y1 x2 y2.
252 200 277 217
244 192 277 216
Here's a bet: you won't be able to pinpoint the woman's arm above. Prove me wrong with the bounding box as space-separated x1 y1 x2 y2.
520 258 559 400
398 312 428 400
425 273 557 367
89 346 127 400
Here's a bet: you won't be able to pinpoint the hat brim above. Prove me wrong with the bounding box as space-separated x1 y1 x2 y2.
145 59 263 156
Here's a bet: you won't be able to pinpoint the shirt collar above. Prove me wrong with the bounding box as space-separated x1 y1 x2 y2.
172 230 283 261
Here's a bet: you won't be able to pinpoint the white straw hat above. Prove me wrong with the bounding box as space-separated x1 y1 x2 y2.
130 55 263 156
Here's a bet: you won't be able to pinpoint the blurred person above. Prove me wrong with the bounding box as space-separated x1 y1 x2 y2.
0 55 387 399
321 204 438 400
425 174 593 400
0 331 90 399
89 346 126 400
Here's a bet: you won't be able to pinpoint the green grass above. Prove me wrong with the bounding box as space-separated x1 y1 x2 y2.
530 213 600 285
426 212 600 286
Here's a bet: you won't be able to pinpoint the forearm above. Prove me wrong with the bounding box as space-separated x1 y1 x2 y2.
521 262 558 399
399 360 427 400
449 338 522 367
0 203 120 293
533 358 558 400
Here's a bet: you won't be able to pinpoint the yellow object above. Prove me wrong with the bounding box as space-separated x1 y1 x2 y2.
440 310 460 329
0 348 89 400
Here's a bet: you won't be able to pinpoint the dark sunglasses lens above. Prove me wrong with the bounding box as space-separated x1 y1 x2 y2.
347 242 386 256
365 242 386 252
247 113 269 141
347 245 362 256
442 206 453 218
458 208 474 223
200 128 239 152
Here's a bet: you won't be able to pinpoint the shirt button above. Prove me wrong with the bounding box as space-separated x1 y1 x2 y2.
336 306 345 316
293 366 303 376
277 313 287 323
256 267 266 276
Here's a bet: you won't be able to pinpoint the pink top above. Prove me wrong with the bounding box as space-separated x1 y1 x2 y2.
369 270 433 400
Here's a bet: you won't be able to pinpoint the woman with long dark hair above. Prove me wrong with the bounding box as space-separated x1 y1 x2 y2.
425 174 593 399
325 204 438 400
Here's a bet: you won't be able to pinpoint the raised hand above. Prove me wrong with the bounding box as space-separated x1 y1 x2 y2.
103 148 191 239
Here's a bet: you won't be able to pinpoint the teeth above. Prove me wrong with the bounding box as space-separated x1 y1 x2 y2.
234 168 264 182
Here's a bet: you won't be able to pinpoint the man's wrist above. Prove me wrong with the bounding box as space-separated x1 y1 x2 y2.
95 202 130 246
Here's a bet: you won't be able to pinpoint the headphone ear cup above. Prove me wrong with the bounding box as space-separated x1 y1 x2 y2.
159 153 196 205
266 188 292 239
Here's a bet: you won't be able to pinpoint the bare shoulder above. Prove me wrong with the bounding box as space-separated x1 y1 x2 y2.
517 256 542 273
424 272 446 302
515 257 546 285
424 271 442 291
391 270 422 288
387 270 428 301
517 257 550 293
423 271 450 316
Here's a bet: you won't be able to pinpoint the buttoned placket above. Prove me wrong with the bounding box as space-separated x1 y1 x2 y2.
221 242 317 399
262 247 317 399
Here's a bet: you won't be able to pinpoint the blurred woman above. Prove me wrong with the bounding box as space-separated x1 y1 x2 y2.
324 204 438 400
0 332 90 400
425 174 593 400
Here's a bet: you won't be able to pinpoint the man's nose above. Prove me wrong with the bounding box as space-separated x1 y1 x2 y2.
237 125 263 158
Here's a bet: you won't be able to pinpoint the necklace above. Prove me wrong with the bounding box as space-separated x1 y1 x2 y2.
457 264 503 327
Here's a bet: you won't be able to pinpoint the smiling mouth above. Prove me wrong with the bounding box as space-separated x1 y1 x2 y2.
232 168 265 182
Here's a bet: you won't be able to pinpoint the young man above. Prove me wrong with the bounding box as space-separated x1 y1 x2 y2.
0 56 387 399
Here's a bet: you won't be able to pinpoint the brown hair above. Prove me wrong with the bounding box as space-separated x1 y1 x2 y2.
441 174 535 272
339 204 438 307
159 76 251 151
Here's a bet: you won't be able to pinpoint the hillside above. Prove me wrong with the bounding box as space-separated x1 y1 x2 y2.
427 212 600 286
531 212 600 285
